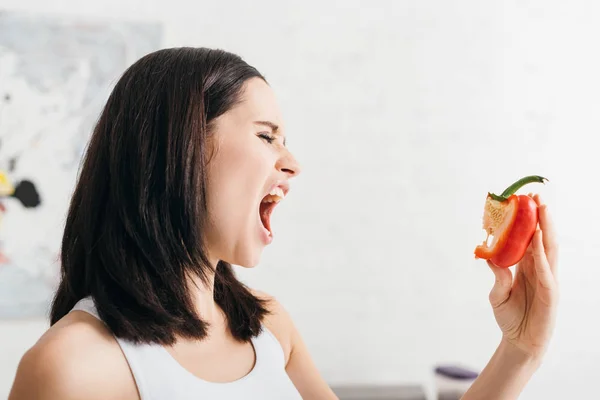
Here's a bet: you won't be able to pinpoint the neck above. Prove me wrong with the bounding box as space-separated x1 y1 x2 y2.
187 263 224 329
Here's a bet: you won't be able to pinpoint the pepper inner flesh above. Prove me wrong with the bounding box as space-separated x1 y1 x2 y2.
481 196 517 250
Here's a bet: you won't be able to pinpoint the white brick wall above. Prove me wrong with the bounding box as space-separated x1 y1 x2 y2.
1 1 599 399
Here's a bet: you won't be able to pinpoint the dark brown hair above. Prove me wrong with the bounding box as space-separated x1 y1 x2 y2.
50 47 270 345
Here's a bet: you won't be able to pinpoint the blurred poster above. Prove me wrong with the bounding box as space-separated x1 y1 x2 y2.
0 11 162 318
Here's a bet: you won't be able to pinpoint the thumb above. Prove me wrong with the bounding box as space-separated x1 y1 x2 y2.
488 260 513 308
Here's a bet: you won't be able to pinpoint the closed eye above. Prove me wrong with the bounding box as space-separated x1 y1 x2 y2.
258 132 276 144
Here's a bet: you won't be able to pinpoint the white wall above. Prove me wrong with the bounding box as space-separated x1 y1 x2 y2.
1 1 599 399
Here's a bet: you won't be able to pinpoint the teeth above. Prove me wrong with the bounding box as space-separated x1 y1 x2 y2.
269 187 285 198
263 195 280 203
262 187 285 203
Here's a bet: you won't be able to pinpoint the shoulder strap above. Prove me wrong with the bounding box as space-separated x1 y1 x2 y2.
70 297 101 320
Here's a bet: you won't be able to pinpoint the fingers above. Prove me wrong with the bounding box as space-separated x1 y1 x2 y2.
531 229 556 291
533 194 559 273
488 260 513 308
518 242 536 288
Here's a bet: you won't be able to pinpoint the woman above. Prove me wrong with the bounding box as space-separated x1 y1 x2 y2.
9 47 559 399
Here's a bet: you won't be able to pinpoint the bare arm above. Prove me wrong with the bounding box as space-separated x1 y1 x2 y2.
285 321 339 400
257 291 338 400
461 339 540 400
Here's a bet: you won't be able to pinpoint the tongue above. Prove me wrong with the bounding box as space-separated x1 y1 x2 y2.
260 202 272 233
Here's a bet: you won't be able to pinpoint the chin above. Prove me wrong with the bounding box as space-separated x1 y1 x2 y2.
235 261 260 269
223 249 263 269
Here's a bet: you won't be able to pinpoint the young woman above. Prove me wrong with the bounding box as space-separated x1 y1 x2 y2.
9 47 559 400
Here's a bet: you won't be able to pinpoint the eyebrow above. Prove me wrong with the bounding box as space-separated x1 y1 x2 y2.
254 120 286 146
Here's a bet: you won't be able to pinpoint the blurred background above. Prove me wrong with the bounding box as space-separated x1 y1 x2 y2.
0 0 598 399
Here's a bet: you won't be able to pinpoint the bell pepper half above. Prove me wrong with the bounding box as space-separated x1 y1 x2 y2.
474 175 548 268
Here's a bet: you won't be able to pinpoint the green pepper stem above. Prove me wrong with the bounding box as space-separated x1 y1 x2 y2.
489 175 548 202
488 192 508 202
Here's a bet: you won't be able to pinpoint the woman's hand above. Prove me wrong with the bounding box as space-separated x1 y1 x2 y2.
487 194 559 362
461 194 558 400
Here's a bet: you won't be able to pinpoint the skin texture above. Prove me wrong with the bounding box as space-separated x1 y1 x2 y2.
8 80 559 400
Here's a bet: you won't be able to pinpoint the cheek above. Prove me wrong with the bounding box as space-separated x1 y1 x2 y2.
205 143 272 234
212 137 273 193
209 154 267 203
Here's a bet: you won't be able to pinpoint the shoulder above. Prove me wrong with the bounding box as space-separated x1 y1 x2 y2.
251 289 297 365
251 289 337 398
8 310 138 400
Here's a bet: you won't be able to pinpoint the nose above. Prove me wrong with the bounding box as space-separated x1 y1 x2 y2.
276 149 302 178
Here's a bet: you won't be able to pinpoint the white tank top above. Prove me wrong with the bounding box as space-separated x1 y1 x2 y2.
70 297 303 400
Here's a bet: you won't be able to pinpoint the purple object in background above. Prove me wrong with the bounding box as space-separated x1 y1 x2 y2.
434 365 479 400
435 365 479 380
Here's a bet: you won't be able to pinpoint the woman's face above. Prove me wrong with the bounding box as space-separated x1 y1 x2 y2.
204 78 301 267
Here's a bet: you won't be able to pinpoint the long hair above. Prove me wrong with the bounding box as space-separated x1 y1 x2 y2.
50 47 270 345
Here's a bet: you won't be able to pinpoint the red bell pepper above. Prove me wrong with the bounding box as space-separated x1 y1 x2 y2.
474 175 548 268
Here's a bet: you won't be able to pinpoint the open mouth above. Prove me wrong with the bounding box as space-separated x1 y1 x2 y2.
259 186 286 236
